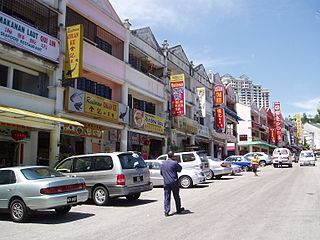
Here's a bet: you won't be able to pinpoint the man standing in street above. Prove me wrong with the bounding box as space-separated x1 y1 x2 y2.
252 154 259 176
160 151 184 216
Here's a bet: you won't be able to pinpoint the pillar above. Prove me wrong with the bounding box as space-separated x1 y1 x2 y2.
224 138 228 158
7 66 13 88
120 83 129 152
209 140 214 157
162 137 168 155
49 124 60 168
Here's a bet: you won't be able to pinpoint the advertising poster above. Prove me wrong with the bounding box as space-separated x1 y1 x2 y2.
214 84 225 105
215 107 225 131
196 87 206 117
296 113 303 144
270 128 276 143
170 74 185 116
274 102 282 143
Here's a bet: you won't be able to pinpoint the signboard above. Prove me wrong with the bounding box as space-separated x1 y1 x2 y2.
215 107 225 130
65 24 83 78
296 113 303 144
198 125 209 138
60 122 102 139
170 74 185 116
0 12 60 63
274 102 282 143
118 103 129 124
132 109 165 134
214 84 225 105
239 134 248 142
270 128 276 143
66 87 119 123
196 87 206 117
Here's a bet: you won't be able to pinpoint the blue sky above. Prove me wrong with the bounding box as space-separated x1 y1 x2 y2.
109 0 320 117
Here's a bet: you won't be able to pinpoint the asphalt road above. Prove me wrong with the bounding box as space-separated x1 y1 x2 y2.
1 163 320 240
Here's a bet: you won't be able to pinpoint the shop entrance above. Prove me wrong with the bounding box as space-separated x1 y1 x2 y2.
0 141 19 167
149 139 163 159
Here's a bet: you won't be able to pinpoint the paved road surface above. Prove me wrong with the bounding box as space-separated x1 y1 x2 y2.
1 163 320 240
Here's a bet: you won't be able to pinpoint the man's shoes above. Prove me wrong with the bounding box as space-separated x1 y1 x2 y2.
164 212 170 217
176 207 185 214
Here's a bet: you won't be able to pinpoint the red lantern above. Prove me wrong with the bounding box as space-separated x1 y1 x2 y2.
143 139 150 146
11 130 26 141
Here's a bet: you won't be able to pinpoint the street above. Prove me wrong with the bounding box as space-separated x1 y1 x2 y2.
1 164 320 240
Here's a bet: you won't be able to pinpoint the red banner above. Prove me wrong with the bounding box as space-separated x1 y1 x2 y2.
170 74 185 116
270 128 276 143
214 84 224 105
215 107 225 130
274 102 282 143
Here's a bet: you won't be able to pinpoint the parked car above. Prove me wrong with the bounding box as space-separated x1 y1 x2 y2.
244 152 272 167
55 152 153 206
145 160 206 188
156 151 210 178
299 150 316 166
272 148 293 168
206 156 232 180
0 166 88 223
230 164 242 175
224 155 253 171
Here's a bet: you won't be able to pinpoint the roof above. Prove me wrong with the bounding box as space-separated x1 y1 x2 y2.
238 141 277 149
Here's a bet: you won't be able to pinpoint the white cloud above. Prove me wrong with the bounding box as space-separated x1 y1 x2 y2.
291 97 320 112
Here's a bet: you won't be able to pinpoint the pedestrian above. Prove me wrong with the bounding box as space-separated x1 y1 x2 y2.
252 154 259 176
160 151 184 216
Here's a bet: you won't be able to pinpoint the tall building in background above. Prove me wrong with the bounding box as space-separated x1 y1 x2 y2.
221 74 269 109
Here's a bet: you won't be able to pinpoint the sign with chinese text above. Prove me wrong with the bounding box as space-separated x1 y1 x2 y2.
65 24 83 78
196 87 206 117
270 128 276 143
170 74 185 116
296 113 303 144
214 84 225 105
274 102 282 143
0 12 60 63
60 122 102 139
132 109 165 134
215 107 225 130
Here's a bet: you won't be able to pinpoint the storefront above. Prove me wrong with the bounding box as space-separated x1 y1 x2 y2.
196 125 210 152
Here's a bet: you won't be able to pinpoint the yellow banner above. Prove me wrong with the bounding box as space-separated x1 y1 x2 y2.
144 112 165 134
65 24 83 79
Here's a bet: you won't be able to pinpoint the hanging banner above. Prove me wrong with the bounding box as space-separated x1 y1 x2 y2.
215 107 225 131
65 24 83 79
296 113 303 144
170 74 185 116
270 128 276 144
196 87 206 117
274 102 282 143
214 84 225 105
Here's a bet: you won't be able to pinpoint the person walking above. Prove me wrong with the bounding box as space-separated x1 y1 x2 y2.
252 154 259 176
160 151 184 216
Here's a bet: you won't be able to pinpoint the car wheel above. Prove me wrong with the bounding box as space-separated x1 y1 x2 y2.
55 206 72 215
206 170 214 180
9 199 30 223
242 165 249 172
93 186 109 206
179 176 193 188
259 161 266 167
215 175 222 179
126 193 141 201
231 171 235 176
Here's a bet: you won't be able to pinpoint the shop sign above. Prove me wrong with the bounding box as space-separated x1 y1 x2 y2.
290 126 295 145
65 24 83 78
296 113 303 144
214 84 225 105
0 12 60 63
239 134 248 141
196 87 206 117
129 132 140 145
0 126 30 141
215 107 225 130
132 109 144 129
144 112 165 134
270 128 276 143
118 103 129 124
60 122 102 139
274 102 282 143
170 74 185 116
198 125 209 138
66 87 119 123
0 122 31 131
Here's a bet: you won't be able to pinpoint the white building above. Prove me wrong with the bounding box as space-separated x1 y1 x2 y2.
303 123 320 149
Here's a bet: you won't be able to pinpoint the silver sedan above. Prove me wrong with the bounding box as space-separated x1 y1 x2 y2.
0 166 88 222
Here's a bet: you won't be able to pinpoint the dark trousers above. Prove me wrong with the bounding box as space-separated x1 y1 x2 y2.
164 182 181 214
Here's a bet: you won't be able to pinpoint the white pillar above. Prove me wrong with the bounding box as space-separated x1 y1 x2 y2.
49 124 60 167
120 83 129 152
7 66 13 88
162 137 168 154
209 140 214 157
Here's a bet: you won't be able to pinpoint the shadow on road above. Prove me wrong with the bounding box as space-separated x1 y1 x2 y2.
174 209 194 216
214 177 234 181
189 184 209 189
85 198 158 207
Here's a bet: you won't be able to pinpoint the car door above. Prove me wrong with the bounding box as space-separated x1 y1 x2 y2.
55 158 74 176
0 170 17 209
152 162 163 186
72 156 96 188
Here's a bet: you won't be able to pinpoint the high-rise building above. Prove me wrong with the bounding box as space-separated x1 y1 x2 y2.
221 74 269 109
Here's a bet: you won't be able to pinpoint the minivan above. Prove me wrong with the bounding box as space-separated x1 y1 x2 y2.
55 152 153 206
272 148 293 168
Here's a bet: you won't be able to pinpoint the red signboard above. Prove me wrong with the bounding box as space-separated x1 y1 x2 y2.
270 128 276 143
215 107 225 130
274 102 282 143
214 84 224 105
170 74 185 116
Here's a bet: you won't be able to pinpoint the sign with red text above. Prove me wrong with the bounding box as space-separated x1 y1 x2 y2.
170 74 185 116
270 128 276 143
214 84 225 105
0 12 60 63
274 102 282 143
215 107 225 130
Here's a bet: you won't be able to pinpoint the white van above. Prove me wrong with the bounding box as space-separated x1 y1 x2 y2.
272 148 293 168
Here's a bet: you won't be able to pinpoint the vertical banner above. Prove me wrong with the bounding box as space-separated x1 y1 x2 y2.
170 74 185 116
274 102 282 144
215 107 225 131
270 128 276 144
296 113 303 144
290 126 295 145
214 84 225 105
65 24 84 79
196 87 206 117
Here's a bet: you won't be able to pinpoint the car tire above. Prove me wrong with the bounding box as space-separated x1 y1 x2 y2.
9 198 30 223
93 186 109 206
259 161 266 167
242 165 249 172
289 164 293 168
179 176 193 188
206 170 214 180
126 193 141 201
55 206 72 215
231 171 235 176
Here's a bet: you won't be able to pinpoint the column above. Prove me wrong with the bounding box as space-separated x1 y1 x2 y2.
209 140 214 157
224 138 228 158
120 83 129 152
162 137 168 154
7 66 13 88
49 124 60 168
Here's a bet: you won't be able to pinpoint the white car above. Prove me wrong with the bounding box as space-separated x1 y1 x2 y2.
206 157 232 180
272 148 293 168
145 160 206 188
299 150 316 166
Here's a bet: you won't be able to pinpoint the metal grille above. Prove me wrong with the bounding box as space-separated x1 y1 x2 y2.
0 0 58 37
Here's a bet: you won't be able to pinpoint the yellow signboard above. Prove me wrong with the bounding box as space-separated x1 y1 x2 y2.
65 24 83 79
296 113 303 144
144 112 165 134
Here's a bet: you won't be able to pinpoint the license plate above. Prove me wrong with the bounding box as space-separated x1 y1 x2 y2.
67 196 77 203
134 176 143 182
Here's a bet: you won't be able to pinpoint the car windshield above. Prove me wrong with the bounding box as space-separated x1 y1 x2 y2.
198 153 208 162
21 167 62 180
300 152 314 158
243 156 251 161
118 153 146 169
273 149 288 156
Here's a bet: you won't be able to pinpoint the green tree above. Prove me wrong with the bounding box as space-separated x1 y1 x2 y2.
302 113 309 124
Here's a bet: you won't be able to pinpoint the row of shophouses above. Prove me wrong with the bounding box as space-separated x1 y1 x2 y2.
0 0 301 168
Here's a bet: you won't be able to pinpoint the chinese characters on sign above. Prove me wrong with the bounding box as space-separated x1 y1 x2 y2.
214 84 225 105
274 102 282 144
270 128 276 143
196 87 206 117
296 113 303 144
170 74 185 116
65 24 83 79
215 107 225 131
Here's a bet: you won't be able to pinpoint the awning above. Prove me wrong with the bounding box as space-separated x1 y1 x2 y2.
0 105 83 130
238 141 277 149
